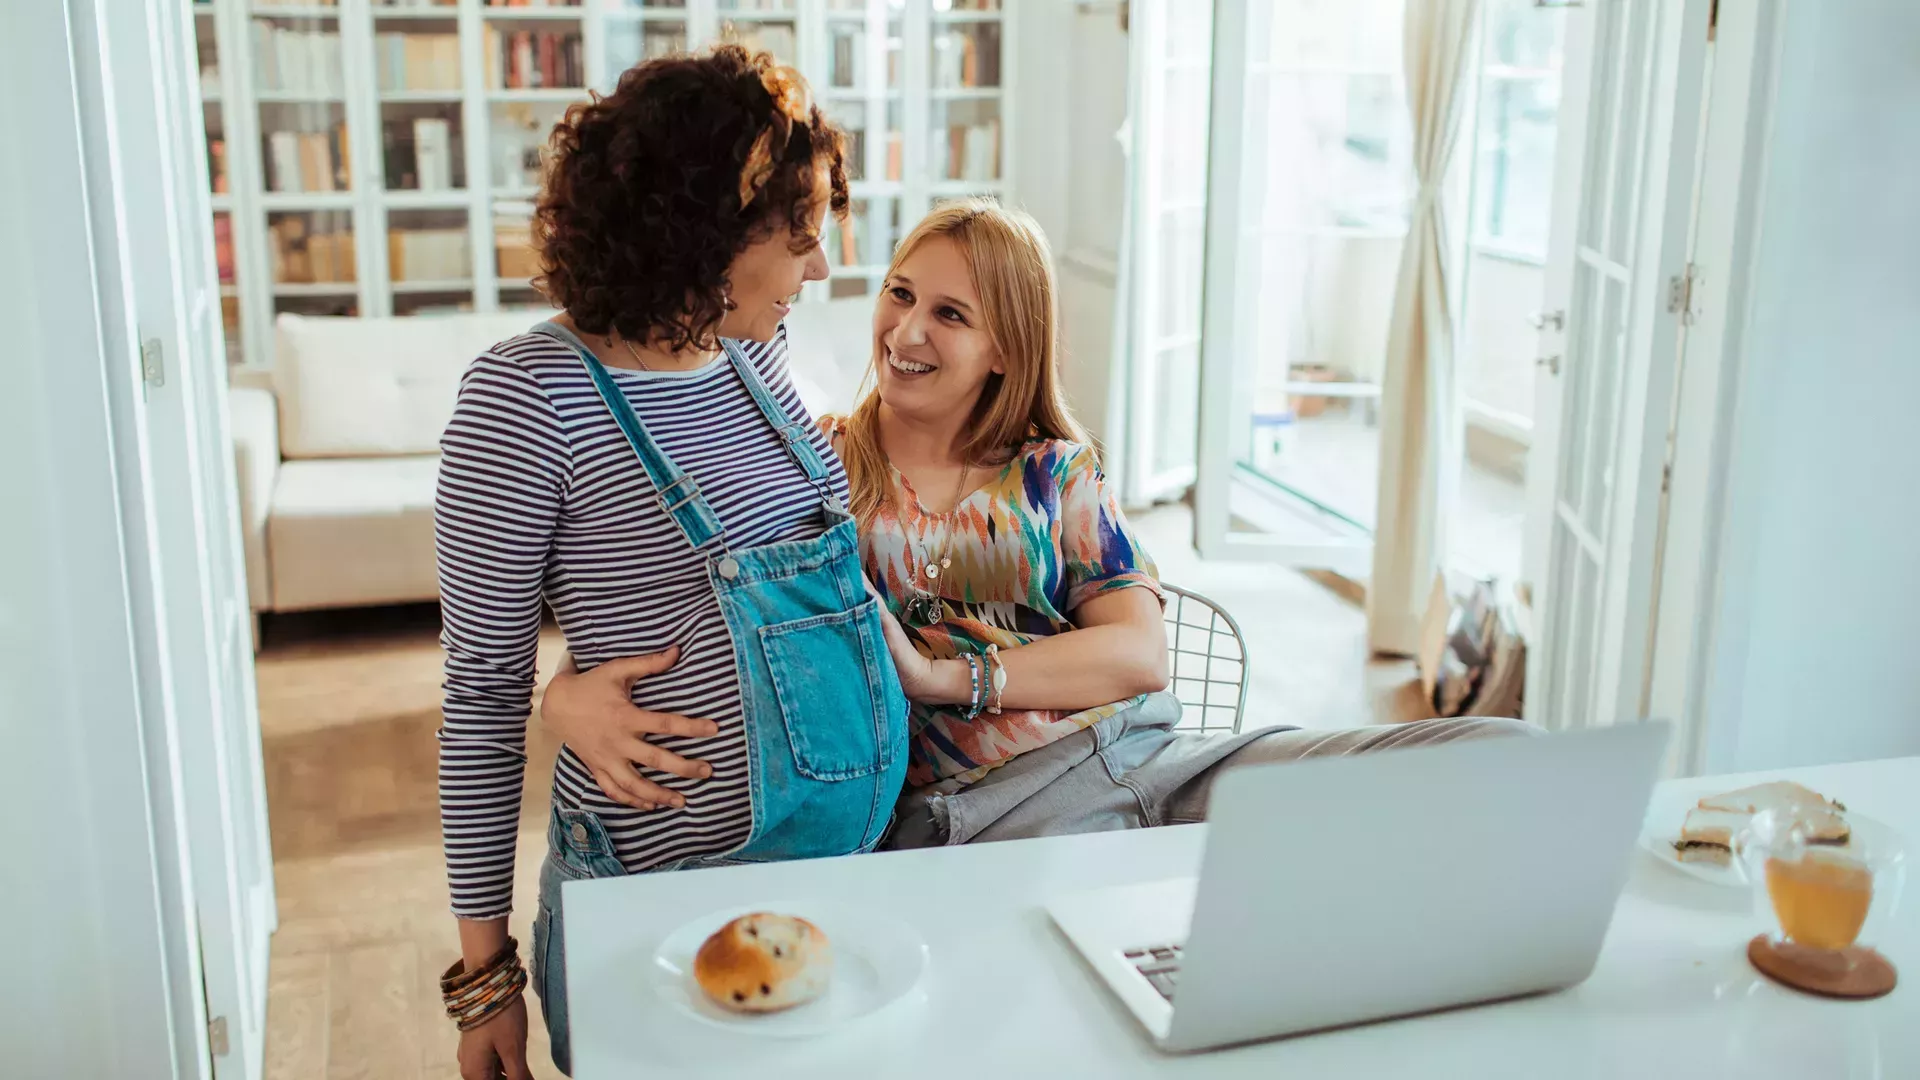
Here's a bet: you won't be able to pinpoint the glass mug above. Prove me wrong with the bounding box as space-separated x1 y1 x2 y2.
1736 806 1905 993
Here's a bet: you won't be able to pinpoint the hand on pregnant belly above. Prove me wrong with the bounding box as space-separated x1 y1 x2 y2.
539 646 719 810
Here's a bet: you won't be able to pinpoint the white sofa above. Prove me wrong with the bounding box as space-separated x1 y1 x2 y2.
232 304 874 618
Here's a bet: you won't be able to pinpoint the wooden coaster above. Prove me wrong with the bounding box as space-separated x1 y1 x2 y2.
1748 934 1898 999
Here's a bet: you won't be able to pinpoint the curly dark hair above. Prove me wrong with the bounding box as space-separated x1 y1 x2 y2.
534 45 849 350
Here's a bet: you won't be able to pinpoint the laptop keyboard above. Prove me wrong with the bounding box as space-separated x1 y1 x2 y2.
1123 943 1184 1002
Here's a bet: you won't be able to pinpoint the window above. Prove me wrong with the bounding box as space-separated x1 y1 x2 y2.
1459 0 1570 433
1469 0 1566 260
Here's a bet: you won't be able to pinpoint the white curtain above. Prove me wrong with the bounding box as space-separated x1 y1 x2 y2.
1368 0 1480 656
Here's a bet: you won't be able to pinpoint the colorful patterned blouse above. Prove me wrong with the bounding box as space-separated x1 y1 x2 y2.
821 419 1164 786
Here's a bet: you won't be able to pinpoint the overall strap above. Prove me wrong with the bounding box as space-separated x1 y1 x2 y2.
530 322 727 551
719 338 838 507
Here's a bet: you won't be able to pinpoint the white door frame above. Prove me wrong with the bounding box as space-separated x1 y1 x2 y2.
1644 0 1789 776
104 0 279 1073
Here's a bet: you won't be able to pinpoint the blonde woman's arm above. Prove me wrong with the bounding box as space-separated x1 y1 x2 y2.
875 586 1167 708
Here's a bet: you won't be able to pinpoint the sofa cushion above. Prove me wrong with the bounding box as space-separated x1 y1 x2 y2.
274 311 546 460
270 302 872 458
228 386 279 612
267 455 442 611
782 296 874 417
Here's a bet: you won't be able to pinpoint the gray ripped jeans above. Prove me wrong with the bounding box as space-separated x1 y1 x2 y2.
885 693 1535 848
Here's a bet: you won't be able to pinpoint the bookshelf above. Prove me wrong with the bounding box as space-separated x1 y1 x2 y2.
194 0 1014 368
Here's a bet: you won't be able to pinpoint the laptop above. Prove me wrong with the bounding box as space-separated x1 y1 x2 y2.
1046 722 1670 1052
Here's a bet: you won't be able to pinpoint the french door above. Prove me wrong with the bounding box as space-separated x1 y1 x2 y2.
1117 0 1214 506
1191 0 1397 575
103 0 280 1074
1522 0 1713 732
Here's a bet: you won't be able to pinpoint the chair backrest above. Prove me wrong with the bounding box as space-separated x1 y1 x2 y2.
1161 584 1250 735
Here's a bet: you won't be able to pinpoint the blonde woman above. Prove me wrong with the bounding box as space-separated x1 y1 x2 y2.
544 199 1529 850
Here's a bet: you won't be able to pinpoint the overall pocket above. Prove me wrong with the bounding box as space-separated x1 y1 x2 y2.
758 597 904 782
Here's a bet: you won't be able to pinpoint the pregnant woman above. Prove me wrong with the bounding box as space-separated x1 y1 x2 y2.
544 200 1527 854
433 49 904 1079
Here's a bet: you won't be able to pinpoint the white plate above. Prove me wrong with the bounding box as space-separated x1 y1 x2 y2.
646 902 929 1038
1639 786 1899 887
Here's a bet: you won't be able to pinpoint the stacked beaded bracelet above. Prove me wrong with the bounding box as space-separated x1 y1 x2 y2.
441 938 528 1032
961 653 986 718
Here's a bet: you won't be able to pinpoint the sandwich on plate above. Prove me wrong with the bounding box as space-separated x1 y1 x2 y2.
1673 780 1850 867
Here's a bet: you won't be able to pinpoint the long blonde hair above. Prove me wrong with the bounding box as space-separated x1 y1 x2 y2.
839 198 1091 522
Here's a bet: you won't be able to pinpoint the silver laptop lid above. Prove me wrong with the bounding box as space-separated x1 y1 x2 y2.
1165 722 1670 1052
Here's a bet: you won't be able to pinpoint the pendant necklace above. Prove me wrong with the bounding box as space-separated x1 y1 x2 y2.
906 462 969 627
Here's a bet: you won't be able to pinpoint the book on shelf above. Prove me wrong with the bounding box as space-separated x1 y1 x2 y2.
334 121 352 190
842 128 865 182
885 131 902 182
251 24 346 97
376 32 461 92
220 295 243 365
267 131 301 192
835 214 859 268
493 215 540 280
412 118 454 190
214 215 236 285
488 28 583 90
311 231 355 283
265 121 348 193
297 132 335 192
946 119 999 182
270 216 305 282
830 30 860 89
208 138 228 194
934 27 1000 90
513 32 533 87
728 23 796 66
382 120 416 187
269 216 357 284
387 227 470 282
485 0 581 7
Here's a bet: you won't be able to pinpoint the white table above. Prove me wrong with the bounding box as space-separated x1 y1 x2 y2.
565 757 1920 1078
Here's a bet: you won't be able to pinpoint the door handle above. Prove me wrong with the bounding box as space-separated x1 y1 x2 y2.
1529 309 1566 331
1537 354 1562 376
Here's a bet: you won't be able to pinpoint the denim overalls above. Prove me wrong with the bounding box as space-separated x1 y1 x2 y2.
527 324 908 1074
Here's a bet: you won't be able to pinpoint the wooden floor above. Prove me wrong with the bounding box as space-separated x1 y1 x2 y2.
253 505 1423 1078
256 604 566 1079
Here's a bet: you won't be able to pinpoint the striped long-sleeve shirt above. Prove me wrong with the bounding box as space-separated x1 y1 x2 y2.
435 323 848 919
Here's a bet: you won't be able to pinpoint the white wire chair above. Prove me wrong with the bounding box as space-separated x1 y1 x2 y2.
1161 583 1250 735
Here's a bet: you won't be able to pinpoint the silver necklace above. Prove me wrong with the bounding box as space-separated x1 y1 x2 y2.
904 463 969 627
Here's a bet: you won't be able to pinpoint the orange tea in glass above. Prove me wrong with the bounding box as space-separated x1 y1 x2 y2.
1738 806 1904 998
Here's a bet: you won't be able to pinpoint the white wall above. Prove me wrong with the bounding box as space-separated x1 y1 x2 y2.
1699 0 1920 772
0 1 196 1074
1009 0 1131 449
